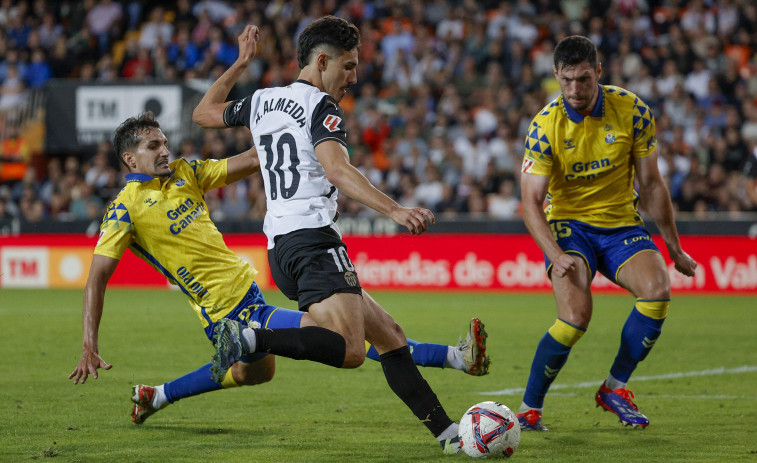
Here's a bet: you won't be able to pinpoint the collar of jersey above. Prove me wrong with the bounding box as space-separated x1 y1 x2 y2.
125 171 173 183
562 84 605 123
295 79 314 87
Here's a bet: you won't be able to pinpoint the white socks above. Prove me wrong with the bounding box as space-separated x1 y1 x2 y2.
240 327 257 352
518 403 542 414
436 422 459 441
447 346 466 371
604 374 626 390
152 385 168 410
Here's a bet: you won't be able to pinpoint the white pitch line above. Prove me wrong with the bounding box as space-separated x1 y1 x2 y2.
480 365 757 396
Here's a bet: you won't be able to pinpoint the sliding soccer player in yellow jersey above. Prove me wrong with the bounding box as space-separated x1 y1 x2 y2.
517 36 697 431
68 113 489 425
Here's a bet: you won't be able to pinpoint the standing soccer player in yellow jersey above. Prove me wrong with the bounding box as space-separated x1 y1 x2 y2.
68 112 489 426
517 36 697 431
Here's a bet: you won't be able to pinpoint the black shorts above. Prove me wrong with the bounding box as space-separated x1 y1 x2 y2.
268 226 362 310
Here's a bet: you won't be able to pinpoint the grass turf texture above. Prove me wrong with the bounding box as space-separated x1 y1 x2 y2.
1 289 755 462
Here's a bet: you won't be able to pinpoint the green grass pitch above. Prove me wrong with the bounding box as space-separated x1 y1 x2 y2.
1 288 755 462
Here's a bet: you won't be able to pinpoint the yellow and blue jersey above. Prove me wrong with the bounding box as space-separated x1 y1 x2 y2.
521 85 657 228
94 158 256 328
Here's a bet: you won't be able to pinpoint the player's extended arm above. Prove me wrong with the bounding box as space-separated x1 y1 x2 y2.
68 254 119 384
192 24 259 128
635 153 697 276
316 140 434 234
225 146 261 184
520 171 575 278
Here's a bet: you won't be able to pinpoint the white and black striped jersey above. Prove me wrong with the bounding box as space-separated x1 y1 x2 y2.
224 80 347 249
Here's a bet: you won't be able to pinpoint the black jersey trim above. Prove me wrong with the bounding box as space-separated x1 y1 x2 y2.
314 136 348 148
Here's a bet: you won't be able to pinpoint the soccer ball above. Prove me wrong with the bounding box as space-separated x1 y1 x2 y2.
458 401 520 458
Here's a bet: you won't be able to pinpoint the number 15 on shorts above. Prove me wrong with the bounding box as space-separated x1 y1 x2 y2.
550 221 572 240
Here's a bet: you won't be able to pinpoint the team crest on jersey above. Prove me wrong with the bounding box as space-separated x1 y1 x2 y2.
521 158 534 173
605 133 616 144
323 115 342 132
603 124 613 131
344 271 358 286
175 179 185 187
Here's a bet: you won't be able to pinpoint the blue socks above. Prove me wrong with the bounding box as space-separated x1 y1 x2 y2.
366 338 448 368
610 306 665 382
522 319 585 409
163 363 222 404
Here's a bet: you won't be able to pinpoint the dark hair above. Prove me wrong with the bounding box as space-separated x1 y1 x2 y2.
553 36 598 71
113 112 161 167
296 16 361 69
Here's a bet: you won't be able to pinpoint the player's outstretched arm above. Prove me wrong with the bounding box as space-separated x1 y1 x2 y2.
316 140 434 234
520 171 575 278
635 153 697 277
225 146 261 184
193 24 259 128
68 255 119 384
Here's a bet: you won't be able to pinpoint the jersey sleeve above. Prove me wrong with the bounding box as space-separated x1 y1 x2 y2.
93 201 133 260
310 95 347 147
521 119 553 176
188 158 230 192
631 96 657 158
223 95 252 128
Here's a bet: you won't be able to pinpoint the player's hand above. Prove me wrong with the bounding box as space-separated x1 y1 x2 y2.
237 25 259 66
670 249 697 277
550 253 576 278
391 206 435 235
68 350 112 384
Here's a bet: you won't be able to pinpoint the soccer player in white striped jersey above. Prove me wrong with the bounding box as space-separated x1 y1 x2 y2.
193 17 467 453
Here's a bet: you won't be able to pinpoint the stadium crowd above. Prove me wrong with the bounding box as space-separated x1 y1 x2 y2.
1 0 757 224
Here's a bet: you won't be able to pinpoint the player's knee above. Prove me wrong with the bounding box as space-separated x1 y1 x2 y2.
342 343 366 368
559 307 591 329
636 269 670 299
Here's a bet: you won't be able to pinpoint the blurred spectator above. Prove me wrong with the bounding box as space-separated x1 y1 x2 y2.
69 179 103 220
0 63 25 109
742 139 757 210
86 0 123 56
167 26 201 73
38 12 63 49
24 48 52 88
139 6 173 50
192 0 235 25
48 36 73 78
487 177 520 219
1 124 30 162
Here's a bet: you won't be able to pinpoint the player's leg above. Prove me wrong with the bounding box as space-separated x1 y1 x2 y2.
210 265 352 380
365 317 490 375
517 253 592 431
597 249 670 427
360 290 460 453
257 298 476 370
307 292 367 367
131 356 275 425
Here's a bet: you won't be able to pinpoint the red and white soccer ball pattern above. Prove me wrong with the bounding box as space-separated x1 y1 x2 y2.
458 401 521 459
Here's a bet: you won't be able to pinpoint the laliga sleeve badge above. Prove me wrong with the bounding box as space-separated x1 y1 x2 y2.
323 115 342 132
